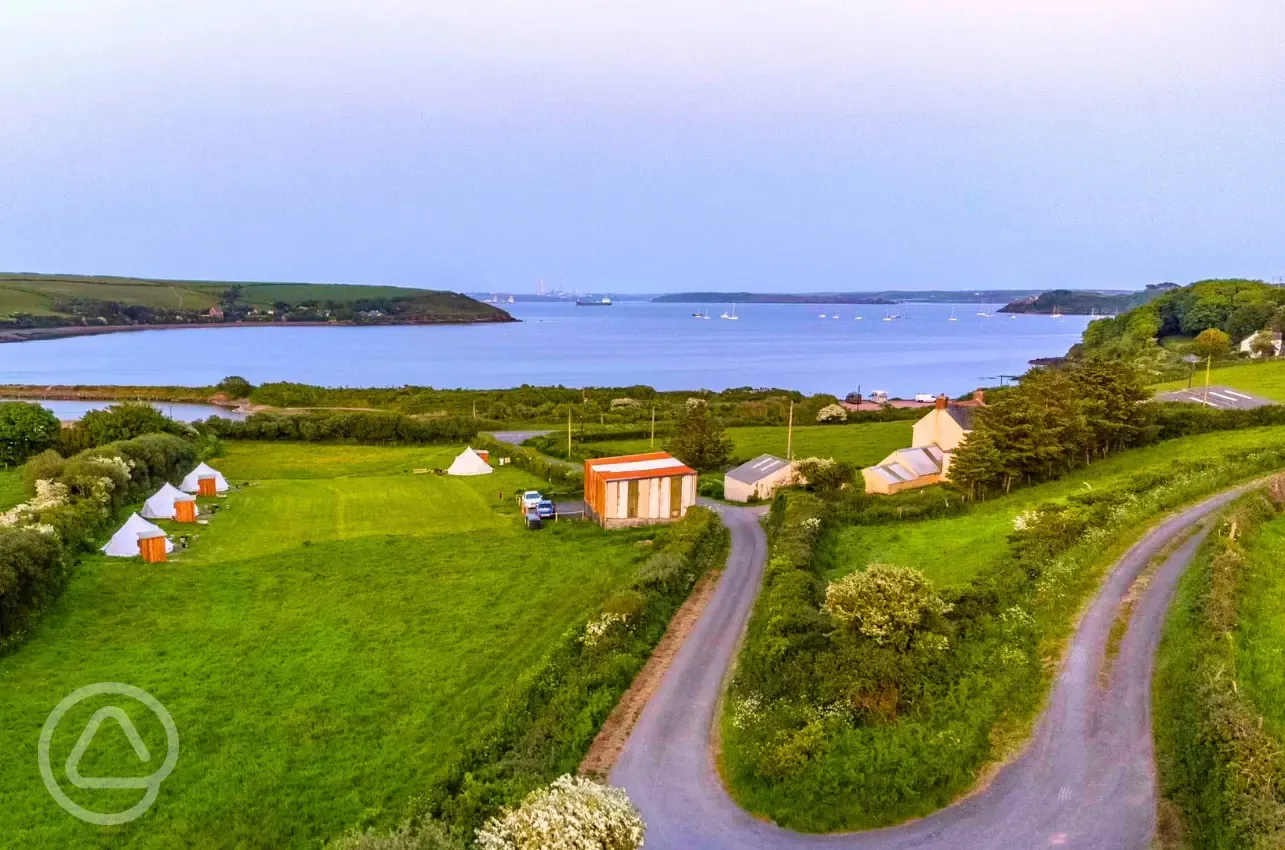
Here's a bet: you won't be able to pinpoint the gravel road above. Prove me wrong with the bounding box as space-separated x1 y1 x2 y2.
611 488 1248 849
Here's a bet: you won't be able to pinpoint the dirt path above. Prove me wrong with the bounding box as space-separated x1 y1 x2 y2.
609 486 1253 849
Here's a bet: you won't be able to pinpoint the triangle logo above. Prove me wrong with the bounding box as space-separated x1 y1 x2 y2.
64 707 154 790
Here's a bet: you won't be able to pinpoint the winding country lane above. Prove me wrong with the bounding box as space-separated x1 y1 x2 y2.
611 488 1250 849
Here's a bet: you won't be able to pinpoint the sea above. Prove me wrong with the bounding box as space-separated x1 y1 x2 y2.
0 301 1090 398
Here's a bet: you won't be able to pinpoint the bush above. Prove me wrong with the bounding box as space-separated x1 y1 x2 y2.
815 404 847 424
475 775 644 850
329 816 462 850
58 403 188 454
0 401 61 467
216 376 254 399
0 527 64 646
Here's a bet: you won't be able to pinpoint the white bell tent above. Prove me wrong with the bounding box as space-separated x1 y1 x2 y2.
141 482 198 520
179 462 229 493
101 513 174 558
447 448 493 476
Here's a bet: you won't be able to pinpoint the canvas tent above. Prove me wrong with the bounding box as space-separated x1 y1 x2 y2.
180 462 229 493
447 448 493 476
101 513 174 558
141 483 198 520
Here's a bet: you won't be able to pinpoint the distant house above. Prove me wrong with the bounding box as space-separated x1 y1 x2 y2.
1239 331 1282 358
724 454 795 502
584 452 698 528
862 391 984 495
208 306 224 319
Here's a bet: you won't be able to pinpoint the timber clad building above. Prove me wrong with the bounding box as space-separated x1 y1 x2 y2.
584 452 699 528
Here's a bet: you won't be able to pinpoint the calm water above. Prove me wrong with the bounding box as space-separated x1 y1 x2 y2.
0 399 245 421
0 302 1089 396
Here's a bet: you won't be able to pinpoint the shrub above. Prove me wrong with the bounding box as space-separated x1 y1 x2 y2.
795 457 855 493
58 402 188 454
21 450 66 496
0 526 64 644
216 376 254 399
474 775 644 850
0 401 61 467
200 411 487 447
822 565 952 649
329 816 462 850
815 404 848 424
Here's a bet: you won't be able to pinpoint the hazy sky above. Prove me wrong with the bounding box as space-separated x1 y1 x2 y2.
2 1 1283 293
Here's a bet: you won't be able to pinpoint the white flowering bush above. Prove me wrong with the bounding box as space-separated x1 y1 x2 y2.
1011 510 1036 532
474 775 645 850
822 564 952 648
581 612 630 647
815 404 848 424
0 479 70 527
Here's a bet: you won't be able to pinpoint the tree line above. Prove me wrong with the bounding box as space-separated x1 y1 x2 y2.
949 360 1151 498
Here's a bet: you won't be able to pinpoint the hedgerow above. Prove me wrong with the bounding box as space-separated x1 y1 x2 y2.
198 410 490 445
1154 483 1285 848
721 446 1285 832
0 432 196 650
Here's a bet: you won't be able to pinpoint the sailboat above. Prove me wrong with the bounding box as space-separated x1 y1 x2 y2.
976 309 991 317
1051 305 1064 319
720 304 739 321
818 312 829 319
832 313 840 320
692 309 710 319
882 310 893 322
853 312 863 320
948 308 957 322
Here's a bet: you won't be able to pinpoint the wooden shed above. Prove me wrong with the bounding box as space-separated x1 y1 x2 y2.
584 452 698 529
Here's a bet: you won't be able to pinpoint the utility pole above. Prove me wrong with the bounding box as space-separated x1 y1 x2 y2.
472 400 476 420
650 406 656 449
786 400 794 461
1203 354 1212 404
567 406 573 458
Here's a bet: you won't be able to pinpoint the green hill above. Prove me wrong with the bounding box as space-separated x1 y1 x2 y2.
0 273 514 330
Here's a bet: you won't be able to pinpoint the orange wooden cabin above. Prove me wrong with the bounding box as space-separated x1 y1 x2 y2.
174 495 197 523
197 475 218 497
584 452 698 529
138 530 168 563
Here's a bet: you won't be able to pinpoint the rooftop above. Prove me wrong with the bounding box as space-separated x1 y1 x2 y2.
725 454 792 485
586 452 697 480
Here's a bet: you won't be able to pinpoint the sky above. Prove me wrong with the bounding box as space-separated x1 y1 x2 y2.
1 1 1283 294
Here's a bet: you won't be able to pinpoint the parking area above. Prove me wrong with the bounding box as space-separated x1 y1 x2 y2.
1154 385 1277 410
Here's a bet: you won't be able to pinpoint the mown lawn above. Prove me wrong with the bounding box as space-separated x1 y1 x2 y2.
0 442 648 849
1154 359 1285 400
584 421 913 468
832 427 1285 587
1234 514 1285 734
0 466 24 510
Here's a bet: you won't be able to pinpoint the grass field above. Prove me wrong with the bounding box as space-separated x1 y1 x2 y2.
1153 359 1285 401
0 467 24 510
1234 513 1285 733
0 442 649 849
567 421 912 468
832 427 1285 587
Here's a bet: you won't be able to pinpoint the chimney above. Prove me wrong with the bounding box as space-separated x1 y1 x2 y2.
973 389 985 405
935 394 948 410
